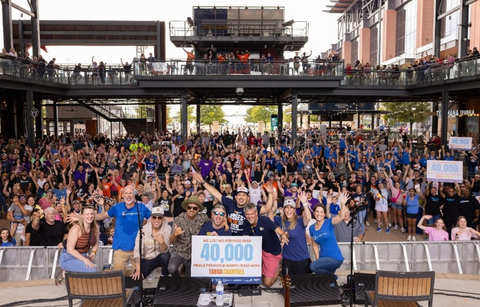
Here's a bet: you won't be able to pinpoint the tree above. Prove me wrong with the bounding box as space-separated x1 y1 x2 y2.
200 105 227 131
383 102 430 133
245 106 277 126
176 105 196 123
166 106 172 125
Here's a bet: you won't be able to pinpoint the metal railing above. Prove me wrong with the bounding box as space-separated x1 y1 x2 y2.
0 241 479 282
1 55 479 87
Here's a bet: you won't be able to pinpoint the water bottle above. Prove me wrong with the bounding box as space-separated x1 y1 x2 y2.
216 280 224 306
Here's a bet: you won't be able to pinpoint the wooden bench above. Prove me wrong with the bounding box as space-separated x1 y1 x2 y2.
65 271 133 307
365 270 435 307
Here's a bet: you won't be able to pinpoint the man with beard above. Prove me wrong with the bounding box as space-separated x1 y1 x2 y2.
69 185 151 273
199 204 231 236
192 172 274 236
132 207 171 279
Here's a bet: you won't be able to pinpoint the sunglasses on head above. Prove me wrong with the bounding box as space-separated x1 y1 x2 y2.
187 205 199 211
213 211 225 217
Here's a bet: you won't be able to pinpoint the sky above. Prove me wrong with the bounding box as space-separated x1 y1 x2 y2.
1 0 340 122
1 0 339 64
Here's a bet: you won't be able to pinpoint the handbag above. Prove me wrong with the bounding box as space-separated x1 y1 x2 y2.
391 189 401 203
62 227 93 250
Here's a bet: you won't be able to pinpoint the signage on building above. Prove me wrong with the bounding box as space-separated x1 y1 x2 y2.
74 124 86 134
436 110 475 117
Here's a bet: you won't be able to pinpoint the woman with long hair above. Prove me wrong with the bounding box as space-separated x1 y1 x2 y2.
57 205 99 285
403 187 425 241
274 192 312 275
451 216 480 241
417 215 448 241
309 192 348 277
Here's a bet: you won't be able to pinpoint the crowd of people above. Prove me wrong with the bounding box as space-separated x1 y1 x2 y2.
1 126 479 286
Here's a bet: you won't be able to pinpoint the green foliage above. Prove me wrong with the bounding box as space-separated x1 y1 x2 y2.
166 106 172 125
383 102 430 131
200 105 227 126
176 105 196 123
244 106 278 125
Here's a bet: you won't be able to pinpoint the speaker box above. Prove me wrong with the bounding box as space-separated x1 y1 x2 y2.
354 273 376 304
124 277 156 305
153 276 212 307
288 274 341 306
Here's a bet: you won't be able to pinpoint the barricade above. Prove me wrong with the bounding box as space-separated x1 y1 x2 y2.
1 241 479 282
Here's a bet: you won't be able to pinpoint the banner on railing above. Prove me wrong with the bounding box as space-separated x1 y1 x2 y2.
191 235 262 284
448 137 472 150
426 160 463 183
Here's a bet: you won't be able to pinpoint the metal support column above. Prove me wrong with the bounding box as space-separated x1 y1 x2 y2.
2 0 13 51
155 101 163 133
277 101 283 137
440 89 449 146
433 0 442 58
291 94 298 149
156 21 162 60
31 0 41 57
196 104 201 135
26 87 35 148
181 93 188 142
53 101 58 137
35 99 43 139
431 101 438 137
458 2 470 58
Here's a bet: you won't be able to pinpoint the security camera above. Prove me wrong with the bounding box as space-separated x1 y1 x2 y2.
236 87 244 96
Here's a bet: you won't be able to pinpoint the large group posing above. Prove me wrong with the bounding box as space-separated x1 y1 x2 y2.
1 127 479 287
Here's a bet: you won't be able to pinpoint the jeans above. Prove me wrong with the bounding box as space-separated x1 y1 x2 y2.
141 252 171 277
60 250 97 273
168 252 191 277
357 209 367 231
310 257 343 275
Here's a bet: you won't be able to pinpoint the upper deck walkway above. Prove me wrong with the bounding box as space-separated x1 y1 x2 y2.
1 55 480 104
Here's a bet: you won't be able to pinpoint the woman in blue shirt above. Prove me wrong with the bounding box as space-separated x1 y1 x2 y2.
403 187 425 241
309 192 348 276
1 228 16 246
274 193 312 275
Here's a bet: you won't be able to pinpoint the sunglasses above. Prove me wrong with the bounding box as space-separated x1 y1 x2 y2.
152 216 163 220
187 205 199 211
213 211 225 217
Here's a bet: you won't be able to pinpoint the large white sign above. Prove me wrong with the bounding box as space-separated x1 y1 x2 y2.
74 124 86 135
427 160 463 183
191 236 262 284
449 137 472 150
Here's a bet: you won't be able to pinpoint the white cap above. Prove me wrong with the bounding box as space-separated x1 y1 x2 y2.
151 206 164 216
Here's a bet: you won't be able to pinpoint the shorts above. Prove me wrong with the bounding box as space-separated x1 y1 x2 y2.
406 212 418 219
375 203 388 212
391 203 403 210
262 250 282 279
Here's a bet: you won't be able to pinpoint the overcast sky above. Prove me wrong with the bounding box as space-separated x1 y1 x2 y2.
2 0 339 64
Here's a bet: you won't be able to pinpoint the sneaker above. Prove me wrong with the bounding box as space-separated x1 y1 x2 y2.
147 274 154 282
374 219 378 224
386 228 390 234
412 236 416 241
407 235 411 241
394 225 398 230
377 227 382 233
400 227 406 233
388 223 392 228
365 221 370 227
380 222 383 227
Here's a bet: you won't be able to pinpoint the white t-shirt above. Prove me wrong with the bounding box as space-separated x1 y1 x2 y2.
249 187 262 205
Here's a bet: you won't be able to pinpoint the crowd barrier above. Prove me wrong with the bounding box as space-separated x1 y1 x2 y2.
0 241 479 282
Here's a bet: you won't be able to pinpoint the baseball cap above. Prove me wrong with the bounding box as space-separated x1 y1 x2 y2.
251 181 259 185
151 206 165 216
283 198 296 208
291 182 298 187
236 187 249 195
184 180 191 185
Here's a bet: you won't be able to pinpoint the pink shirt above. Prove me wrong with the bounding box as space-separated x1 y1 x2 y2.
424 227 449 241
451 228 479 241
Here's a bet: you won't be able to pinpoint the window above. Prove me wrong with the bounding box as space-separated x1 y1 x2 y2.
370 26 378 65
351 39 359 63
395 9 406 56
48 121 71 136
395 1 417 58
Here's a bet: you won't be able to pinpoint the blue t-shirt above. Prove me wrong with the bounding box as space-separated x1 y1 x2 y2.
309 219 344 261
198 221 232 236
402 151 410 165
244 215 281 255
274 216 309 261
222 196 246 236
329 203 340 216
108 202 151 251
1 238 16 246
405 195 420 214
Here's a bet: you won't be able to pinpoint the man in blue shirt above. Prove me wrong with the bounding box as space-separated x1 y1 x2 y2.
90 185 151 273
243 202 289 287
198 204 232 236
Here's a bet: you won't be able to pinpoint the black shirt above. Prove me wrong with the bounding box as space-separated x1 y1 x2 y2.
443 194 461 217
37 220 68 247
425 194 444 216
459 195 480 221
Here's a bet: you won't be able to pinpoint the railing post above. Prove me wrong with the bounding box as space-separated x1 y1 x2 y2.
402 243 410 272
26 248 36 281
452 242 463 274
423 243 433 271
373 244 380 270
51 248 60 279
